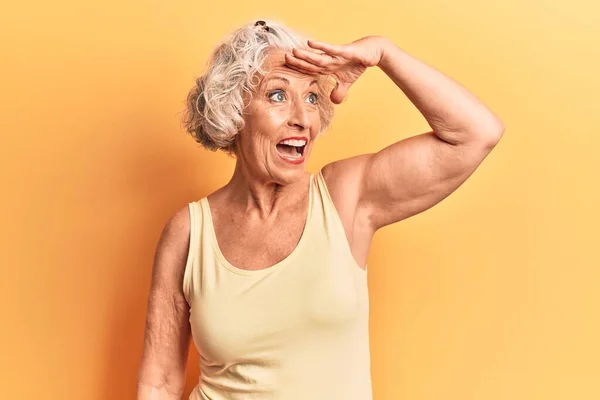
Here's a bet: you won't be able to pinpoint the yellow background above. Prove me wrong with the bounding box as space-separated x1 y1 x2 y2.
2 0 598 398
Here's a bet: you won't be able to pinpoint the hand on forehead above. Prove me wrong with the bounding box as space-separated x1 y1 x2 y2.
263 49 320 80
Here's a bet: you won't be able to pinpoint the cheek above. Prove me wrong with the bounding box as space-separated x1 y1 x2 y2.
311 112 322 134
249 107 287 141
242 107 284 139
263 106 287 126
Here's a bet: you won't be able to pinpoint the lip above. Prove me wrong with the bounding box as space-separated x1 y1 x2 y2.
275 137 307 165
276 146 306 165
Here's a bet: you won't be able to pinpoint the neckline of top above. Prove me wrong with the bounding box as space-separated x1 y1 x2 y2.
201 173 315 276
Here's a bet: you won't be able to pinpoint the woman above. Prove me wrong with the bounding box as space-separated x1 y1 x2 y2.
137 20 504 400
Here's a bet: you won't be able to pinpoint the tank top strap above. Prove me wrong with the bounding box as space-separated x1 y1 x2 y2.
182 200 202 305
312 168 368 274
312 168 347 237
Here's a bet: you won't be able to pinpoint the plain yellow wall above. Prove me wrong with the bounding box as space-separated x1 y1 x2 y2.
2 0 599 399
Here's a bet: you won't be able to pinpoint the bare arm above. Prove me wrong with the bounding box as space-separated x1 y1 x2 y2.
311 36 505 232
137 205 193 400
357 37 505 230
288 36 504 232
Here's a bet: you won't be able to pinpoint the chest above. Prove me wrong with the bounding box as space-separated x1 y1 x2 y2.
189 246 369 367
212 207 308 271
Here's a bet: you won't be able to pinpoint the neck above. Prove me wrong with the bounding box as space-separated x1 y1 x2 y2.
223 158 309 218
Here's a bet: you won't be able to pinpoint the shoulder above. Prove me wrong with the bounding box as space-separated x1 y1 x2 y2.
321 154 372 211
160 204 191 254
320 154 374 234
152 203 193 288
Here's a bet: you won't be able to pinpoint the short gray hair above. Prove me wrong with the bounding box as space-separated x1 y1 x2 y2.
181 20 335 156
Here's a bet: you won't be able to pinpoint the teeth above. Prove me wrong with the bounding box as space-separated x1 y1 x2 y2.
279 139 307 147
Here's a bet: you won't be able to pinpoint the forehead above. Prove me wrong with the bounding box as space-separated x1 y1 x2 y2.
260 48 320 84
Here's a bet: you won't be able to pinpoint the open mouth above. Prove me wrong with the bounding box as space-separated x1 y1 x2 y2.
276 138 307 160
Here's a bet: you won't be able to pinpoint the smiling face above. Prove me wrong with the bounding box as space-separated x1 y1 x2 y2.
234 48 324 184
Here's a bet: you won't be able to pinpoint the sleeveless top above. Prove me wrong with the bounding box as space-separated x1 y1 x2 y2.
183 169 372 400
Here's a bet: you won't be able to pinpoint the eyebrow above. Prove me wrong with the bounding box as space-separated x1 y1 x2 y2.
265 76 319 87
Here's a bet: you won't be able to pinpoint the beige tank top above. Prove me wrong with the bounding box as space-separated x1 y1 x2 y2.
183 169 372 399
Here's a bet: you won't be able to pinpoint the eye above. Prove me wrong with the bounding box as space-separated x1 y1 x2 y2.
268 89 286 103
306 92 319 105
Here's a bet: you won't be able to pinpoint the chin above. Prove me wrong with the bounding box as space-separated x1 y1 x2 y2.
276 164 307 181
271 159 308 185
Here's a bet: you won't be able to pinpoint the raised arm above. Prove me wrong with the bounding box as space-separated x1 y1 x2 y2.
356 37 505 230
287 36 505 233
137 206 193 400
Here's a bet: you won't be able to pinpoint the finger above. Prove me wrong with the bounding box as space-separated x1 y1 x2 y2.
307 40 349 57
284 60 319 76
330 80 350 104
285 63 314 76
292 48 337 69
284 53 325 74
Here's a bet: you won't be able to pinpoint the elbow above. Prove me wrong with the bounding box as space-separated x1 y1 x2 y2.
472 117 505 149
486 119 505 147
137 366 186 399
440 115 505 147
137 381 185 400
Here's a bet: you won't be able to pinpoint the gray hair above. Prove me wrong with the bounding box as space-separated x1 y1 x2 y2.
181 20 335 156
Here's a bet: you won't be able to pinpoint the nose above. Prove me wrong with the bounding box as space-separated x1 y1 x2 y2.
287 99 311 131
